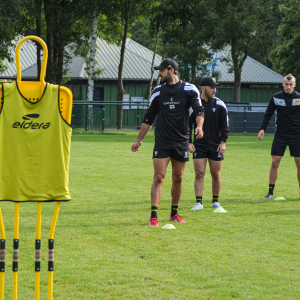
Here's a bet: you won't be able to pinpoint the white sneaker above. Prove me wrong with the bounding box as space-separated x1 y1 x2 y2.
191 203 203 210
212 202 222 208
263 193 273 200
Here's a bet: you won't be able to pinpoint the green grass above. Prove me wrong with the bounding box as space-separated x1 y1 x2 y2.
1 131 300 299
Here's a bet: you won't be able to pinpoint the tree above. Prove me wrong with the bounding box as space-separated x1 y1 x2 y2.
271 1 300 79
0 0 34 73
83 1 121 129
147 0 164 101
209 0 280 102
43 0 82 84
116 0 156 129
157 0 218 86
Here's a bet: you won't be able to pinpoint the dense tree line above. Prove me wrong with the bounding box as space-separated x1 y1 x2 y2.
0 0 299 113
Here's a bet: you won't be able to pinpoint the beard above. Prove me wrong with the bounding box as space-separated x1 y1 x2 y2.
204 88 214 99
160 71 172 84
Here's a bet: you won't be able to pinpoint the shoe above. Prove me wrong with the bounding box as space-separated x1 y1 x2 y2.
263 193 273 200
149 218 158 227
169 214 186 223
212 202 222 208
191 203 203 210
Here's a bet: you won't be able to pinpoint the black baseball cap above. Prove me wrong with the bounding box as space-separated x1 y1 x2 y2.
154 59 178 70
200 77 220 86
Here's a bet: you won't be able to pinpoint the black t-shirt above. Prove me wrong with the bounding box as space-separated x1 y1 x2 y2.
189 97 229 146
260 90 300 137
143 80 204 142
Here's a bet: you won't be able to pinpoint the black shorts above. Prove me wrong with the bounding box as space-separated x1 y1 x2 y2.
192 144 224 161
153 140 189 162
271 135 300 157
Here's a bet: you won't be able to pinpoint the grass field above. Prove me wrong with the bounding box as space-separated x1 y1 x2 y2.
1 130 300 299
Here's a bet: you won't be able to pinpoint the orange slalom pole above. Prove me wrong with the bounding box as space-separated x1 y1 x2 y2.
48 202 60 300
35 202 42 300
13 202 20 300
0 207 5 300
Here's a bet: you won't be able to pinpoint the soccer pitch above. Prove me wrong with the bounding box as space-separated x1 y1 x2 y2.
1 130 300 299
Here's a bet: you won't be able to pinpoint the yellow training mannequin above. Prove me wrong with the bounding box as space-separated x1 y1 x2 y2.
0 35 73 300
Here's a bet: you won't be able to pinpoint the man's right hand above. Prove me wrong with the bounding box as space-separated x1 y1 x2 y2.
189 143 196 153
258 130 264 140
131 141 142 152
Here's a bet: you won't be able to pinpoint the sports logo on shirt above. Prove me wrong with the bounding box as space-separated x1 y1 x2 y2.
12 114 51 129
293 99 300 106
212 108 216 112
274 98 286 106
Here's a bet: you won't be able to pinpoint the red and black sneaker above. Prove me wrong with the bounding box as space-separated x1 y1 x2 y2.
149 218 158 227
169 214 186 223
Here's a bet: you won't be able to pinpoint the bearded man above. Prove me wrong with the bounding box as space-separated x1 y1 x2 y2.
131 59 204 227
189 77 229 211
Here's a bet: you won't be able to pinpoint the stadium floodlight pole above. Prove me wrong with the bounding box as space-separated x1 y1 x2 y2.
13 203 20 300
0 207 5 300
35 202 42 300
48 202 60 300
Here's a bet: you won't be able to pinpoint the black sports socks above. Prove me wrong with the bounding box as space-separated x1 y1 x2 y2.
151 205 158 219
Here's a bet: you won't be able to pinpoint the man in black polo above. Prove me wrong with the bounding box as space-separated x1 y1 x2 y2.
131 59 204 227
258 74 300 199
189 77 229 210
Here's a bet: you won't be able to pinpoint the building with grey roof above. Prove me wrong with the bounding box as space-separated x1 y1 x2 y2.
0 37 283 85
0 37 284 104
218 47 283 85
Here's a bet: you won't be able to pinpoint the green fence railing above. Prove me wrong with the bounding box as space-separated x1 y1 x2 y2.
72 102 275 134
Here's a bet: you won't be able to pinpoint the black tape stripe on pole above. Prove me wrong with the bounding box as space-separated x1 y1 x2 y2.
0 239 5 272
35 239 41 272
13 239 19 272
48 239 54 271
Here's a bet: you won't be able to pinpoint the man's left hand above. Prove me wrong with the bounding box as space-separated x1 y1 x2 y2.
217 141 226 155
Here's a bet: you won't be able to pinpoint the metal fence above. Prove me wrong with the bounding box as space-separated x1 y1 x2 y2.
72 102 276 134
226 104 276 134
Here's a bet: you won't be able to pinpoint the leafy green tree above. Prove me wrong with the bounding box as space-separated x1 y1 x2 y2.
115 0 156 129
129 16 164 56
271 1 300 80
0 0 34 73
155 0 218 87
209 0 280 102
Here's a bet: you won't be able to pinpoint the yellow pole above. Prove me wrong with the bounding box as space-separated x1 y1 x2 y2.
48 202 60 300
0 207 5 300
35 202 42 300
13 202 19 300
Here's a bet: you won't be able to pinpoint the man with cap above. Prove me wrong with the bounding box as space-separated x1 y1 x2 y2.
131 59 204 227
189 77 229 210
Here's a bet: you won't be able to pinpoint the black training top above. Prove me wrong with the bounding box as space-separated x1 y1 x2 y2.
143 80 204 142
189 97 229 146
260 90 300 137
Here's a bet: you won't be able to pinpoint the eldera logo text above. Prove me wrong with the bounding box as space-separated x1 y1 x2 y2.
12 114 50 129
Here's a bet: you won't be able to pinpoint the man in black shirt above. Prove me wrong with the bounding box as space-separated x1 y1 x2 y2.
258 74 300 199
131 59 204 227
189 77 229 210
